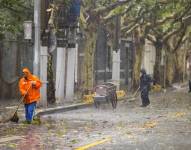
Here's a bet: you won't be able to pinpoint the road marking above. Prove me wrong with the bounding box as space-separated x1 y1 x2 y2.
75 137 112 150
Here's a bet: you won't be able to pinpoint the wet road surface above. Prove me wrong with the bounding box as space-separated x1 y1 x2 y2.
0 90 191 150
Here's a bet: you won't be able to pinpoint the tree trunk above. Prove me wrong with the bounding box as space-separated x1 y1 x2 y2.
153 46 162 84
82 31 97 94
132 29 144 89
165 37 188 85
47 54 56 103
174 48 187 82
165 51 175 86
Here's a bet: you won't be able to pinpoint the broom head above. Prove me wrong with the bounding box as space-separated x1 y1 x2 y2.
10 111 19 123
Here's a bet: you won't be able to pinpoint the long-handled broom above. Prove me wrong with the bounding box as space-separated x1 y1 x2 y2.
10 86 31 123
132 86 140 98
126 87 140 102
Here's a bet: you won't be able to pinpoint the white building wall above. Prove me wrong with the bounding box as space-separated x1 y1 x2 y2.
55 47 66 103
112 50 121 90
142 39 156 76
65 47 76 100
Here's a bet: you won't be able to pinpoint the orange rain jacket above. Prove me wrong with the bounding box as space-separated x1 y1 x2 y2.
19 68 42 104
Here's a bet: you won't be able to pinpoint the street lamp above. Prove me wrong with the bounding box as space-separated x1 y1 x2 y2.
23 21 32 40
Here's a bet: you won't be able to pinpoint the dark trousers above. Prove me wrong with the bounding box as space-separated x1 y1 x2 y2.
189 80 191 92
24 102 36 122
141 87 150 106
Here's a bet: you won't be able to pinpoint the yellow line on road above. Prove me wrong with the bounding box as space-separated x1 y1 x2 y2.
75 137 112 150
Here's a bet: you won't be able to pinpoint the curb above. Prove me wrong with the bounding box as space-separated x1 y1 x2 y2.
36 103 93 117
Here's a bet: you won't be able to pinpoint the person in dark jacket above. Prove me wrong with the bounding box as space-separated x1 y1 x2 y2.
140 68 153 107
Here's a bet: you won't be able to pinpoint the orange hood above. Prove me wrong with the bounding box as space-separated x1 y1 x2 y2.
22 67 33 80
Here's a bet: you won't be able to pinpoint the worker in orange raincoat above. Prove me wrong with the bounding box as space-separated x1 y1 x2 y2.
19 67 42 124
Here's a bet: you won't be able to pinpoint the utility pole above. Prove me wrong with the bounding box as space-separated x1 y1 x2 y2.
33 0 41 75
38 0 48 107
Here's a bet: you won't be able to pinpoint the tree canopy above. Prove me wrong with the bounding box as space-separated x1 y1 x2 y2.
0 0 33 39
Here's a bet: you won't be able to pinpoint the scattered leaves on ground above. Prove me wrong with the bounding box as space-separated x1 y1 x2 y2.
143 121 157 128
